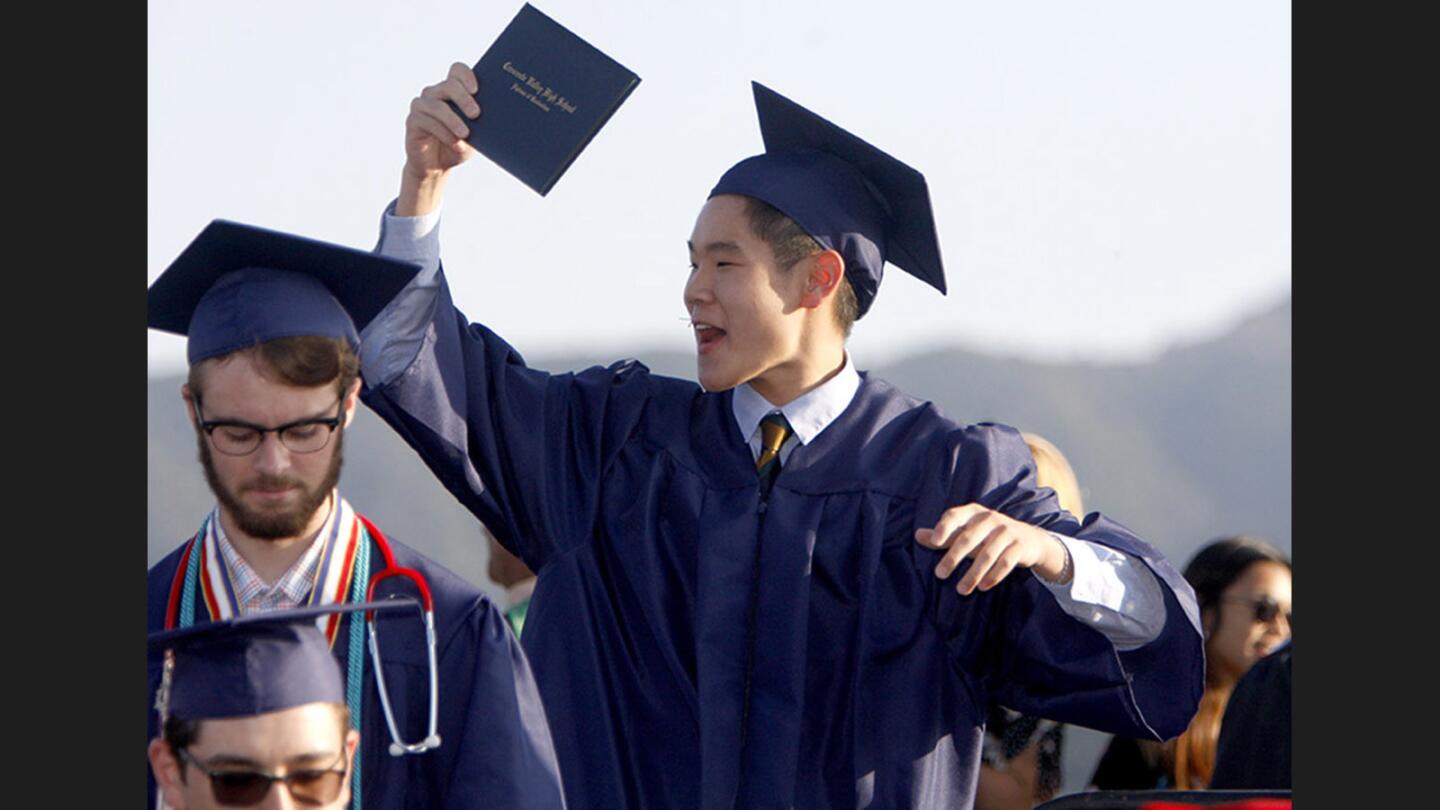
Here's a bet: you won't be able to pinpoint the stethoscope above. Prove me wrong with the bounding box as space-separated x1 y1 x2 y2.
357 513 443 756
162 511 444 759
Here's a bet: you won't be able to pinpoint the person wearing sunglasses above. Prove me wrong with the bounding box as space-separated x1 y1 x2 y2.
146 226 567 810
1091 535 1292 790
146 605 388 810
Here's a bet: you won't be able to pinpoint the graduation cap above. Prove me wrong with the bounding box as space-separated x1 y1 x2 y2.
147 220 422 365
150 600 416 723
709 82 947 319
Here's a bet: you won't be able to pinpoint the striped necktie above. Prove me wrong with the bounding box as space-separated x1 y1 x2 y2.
756 413 793 496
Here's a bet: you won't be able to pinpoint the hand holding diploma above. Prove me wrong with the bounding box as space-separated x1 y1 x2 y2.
399 63 482 217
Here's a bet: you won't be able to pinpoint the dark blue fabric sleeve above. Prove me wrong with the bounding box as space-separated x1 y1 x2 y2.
359 551 568 809
360 265 653 573
434 598 568 809
933 423 1206 742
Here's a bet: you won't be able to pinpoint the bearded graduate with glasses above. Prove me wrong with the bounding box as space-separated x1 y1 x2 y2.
145 227 567 810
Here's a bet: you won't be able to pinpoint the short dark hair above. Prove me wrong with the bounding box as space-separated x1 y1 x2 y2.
741 197 860 337
164 715 203 753
189 335 360 400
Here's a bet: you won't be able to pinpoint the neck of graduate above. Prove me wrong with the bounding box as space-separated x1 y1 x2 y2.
745 324 847 407
217 492 335 584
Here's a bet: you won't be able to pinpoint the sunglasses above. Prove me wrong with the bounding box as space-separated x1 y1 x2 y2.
1222 595 1292 627
177 748 348 806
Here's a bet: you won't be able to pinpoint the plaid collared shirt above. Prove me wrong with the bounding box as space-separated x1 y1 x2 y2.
215 510 331 615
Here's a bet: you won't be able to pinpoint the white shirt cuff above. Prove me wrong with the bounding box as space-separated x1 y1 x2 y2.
1034 533 1168 651
376 201 442 263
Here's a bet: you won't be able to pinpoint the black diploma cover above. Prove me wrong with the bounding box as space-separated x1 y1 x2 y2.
450 3 640 196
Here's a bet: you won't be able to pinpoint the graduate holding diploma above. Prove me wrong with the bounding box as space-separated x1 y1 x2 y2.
358 63 1207 810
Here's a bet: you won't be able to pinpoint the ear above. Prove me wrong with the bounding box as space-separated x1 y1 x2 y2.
1200 606 1217 641
798 250 845 310
181 383 199 431
341 377 363 430
337 729 361 805
148 738 189 810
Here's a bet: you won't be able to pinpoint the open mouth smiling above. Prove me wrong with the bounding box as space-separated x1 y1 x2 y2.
694 322 727 353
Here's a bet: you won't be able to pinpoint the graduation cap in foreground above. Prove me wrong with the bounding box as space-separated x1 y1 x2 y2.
147 220 422 365
150 600 417 723
709 82 947 318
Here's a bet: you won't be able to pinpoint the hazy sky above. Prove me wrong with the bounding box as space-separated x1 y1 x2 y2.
148 0 1290 377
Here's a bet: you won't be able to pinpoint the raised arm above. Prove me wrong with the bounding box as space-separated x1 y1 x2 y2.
360 65 653 574
362 62 480 387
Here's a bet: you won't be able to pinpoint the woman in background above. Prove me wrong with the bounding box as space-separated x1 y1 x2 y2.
1090 535 1292 790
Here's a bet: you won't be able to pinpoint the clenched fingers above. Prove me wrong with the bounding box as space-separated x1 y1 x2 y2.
422 75 482 119
410 95 472 143
449 61 479 95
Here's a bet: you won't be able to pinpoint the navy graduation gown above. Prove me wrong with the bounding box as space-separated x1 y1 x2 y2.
360 268 1205 809
146 533 567 810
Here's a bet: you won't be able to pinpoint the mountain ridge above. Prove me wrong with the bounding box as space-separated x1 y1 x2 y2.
149 296 1291 585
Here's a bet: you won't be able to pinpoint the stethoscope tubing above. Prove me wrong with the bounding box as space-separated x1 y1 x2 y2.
358 514 443 757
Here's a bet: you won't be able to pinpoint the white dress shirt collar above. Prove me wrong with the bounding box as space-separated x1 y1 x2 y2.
214 496 335 613
731 353 862 451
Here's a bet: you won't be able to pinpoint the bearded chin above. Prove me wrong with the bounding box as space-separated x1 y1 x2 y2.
198 431 345 541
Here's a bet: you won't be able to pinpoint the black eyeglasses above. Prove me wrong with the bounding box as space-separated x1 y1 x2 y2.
1222 595 1292 627
195 396 343 456
177 747 348 806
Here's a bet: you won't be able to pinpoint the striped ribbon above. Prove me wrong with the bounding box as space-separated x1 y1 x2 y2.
178 498 356 644
166 495 373 809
